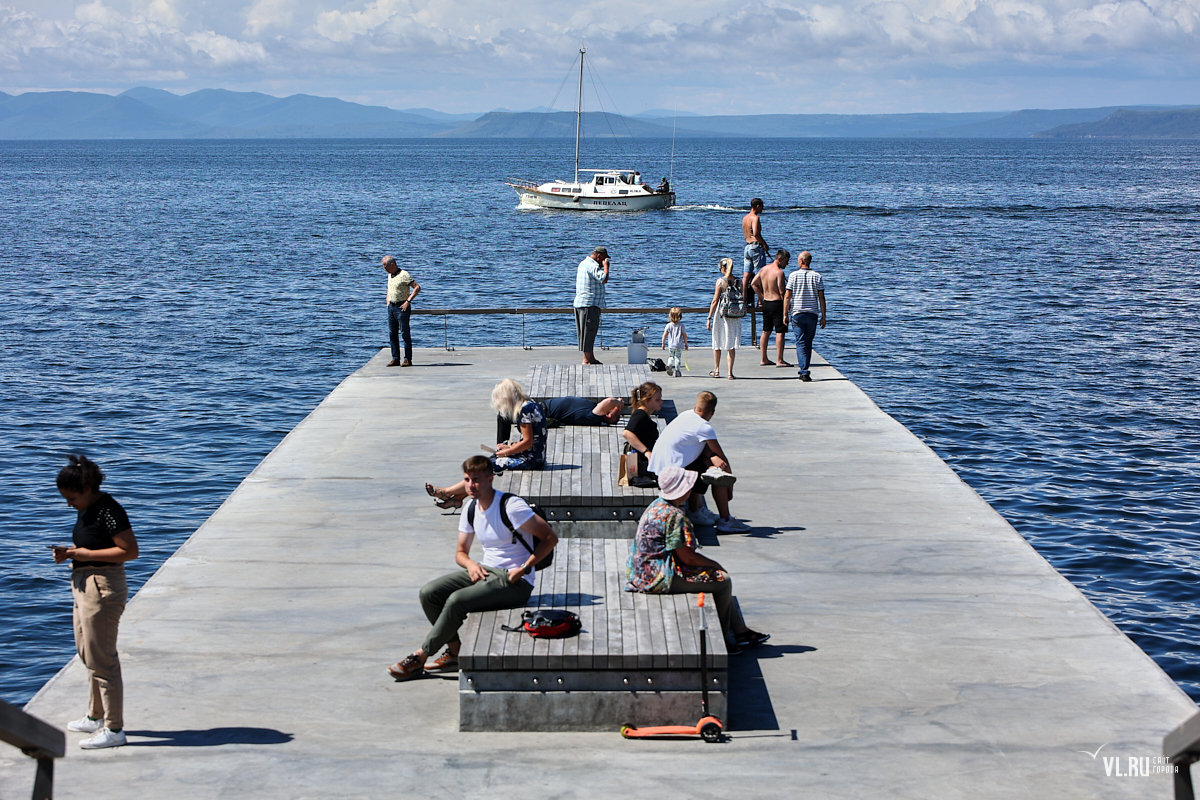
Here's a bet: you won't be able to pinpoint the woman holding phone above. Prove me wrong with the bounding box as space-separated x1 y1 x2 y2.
51 455 139 749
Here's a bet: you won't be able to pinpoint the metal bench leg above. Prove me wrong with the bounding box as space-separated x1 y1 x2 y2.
32 756 53 800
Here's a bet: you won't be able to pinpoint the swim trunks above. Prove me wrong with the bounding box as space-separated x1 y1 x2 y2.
760 300 787 333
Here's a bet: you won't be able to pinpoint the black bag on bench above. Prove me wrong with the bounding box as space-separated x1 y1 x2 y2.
466 491 555 569
501 609 581 638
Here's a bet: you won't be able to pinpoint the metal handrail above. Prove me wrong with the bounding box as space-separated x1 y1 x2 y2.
408 306 734 350
1165 711 1200 799
0 699 65 800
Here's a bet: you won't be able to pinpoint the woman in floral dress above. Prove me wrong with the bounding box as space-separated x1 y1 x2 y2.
625 465 769 653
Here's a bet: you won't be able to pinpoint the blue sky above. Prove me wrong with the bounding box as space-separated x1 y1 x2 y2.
2 0 1199 114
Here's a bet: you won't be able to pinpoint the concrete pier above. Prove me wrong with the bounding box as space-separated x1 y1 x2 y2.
3 347 1195 799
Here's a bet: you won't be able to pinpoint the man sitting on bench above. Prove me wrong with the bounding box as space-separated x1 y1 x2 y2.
648 390 751 533
626 465 769 655
390 455 557 681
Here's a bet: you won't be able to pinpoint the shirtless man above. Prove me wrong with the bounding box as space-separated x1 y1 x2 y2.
741 198 769 313
750 249 793 367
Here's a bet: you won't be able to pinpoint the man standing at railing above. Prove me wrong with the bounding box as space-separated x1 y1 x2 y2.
574 246 610 365
383 255 421 367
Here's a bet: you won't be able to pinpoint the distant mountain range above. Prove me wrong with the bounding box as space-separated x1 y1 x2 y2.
0 87 1196 140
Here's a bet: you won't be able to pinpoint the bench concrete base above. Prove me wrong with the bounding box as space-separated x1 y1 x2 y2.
460 672 727 732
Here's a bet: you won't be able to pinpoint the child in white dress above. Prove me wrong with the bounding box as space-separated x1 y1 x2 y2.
661 307 689 377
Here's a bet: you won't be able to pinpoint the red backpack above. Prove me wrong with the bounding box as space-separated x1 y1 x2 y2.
502 609 582 638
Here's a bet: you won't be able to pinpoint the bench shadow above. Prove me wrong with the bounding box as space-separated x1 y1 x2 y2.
531 592 604 606
124 727 293 747
727 644 818 732
722 525 804 539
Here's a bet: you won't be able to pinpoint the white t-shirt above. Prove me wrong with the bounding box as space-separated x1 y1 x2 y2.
648 409 717 474
663 321 686 349
459 492 538 585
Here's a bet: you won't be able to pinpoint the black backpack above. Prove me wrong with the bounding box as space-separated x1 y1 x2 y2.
466 492 555 569
649 357 668 372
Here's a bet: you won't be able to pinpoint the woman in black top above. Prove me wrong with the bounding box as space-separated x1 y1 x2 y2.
622 382 664 486
52 455 139 750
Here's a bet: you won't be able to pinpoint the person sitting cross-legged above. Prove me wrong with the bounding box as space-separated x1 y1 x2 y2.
625 465 769 655
390 455 557 681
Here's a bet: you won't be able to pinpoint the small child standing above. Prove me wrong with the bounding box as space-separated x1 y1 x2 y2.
662 308 689 377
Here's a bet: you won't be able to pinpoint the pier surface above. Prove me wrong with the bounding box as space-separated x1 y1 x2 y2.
4 347 1194 799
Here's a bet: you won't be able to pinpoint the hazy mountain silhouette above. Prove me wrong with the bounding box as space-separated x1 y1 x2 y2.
1034 107 1200 138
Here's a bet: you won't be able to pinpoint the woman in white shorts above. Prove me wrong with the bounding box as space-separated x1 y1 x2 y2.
706 257 743 379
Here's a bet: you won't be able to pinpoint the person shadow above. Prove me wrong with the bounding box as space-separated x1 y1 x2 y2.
124 727 293 746
727 643 817 731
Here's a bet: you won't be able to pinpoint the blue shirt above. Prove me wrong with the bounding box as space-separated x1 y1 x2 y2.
574 256 607 308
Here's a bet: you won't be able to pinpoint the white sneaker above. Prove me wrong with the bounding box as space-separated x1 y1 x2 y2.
80 727 126 749
700 467 737 487
67 716 103 733
689 506 718 526
715 517 752 533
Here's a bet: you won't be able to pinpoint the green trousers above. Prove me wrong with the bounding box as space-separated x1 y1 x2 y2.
668 573 742 642
419 567 532 657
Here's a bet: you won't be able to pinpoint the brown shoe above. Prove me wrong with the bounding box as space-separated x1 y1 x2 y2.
426 648 459 672
386 359 402 367
387 653 425 681
400 359 412 367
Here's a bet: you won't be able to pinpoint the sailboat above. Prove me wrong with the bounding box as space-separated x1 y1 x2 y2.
506 47 676 211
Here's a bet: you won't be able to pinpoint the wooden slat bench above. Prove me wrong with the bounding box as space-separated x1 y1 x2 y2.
526 363 652 403
458 538 729 732
495 425 663 522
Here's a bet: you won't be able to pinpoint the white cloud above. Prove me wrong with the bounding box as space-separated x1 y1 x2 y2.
1 0 1198 111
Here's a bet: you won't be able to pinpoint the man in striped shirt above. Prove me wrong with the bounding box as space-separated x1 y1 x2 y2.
782 251 827 382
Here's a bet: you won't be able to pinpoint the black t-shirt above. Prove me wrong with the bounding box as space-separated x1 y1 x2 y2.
72 493 131 568
624 409 660 455
543 397 604 426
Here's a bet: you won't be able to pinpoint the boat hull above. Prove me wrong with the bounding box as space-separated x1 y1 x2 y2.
512 186 674 211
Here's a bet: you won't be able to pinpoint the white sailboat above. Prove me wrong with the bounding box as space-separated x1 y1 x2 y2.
507 47 675 211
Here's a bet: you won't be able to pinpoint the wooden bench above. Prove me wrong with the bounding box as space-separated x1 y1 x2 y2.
458 538 728 732
526 363 652 403
495 425 662 522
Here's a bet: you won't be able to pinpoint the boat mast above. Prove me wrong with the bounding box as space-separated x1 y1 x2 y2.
575 45 585 185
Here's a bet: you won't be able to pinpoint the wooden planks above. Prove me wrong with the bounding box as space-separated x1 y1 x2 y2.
526 364 652 403
460 539 728 673
494 426 659 509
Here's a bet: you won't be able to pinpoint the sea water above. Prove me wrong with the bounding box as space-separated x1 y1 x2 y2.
1 137 1198 705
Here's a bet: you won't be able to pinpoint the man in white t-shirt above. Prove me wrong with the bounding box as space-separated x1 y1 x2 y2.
782 250 827 382
387 455 557 681
647 391 751 533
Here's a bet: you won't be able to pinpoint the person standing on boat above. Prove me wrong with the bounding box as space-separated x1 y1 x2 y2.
783 251 827 382
742 198 770 324
383 255 421 367
574 247 610 365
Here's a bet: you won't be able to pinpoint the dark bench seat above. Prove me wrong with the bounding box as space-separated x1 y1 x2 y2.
495 425 662 521
458 538 728 732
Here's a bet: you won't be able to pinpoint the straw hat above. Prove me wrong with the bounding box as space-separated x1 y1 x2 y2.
657 466 698 501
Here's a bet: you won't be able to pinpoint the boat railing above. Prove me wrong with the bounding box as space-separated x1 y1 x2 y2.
1165 711 1200 799
411 306 715 350
0 698 65 800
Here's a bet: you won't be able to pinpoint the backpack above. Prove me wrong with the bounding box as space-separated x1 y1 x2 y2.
718 277 747 318
649 357 667 372
466 492 555 569
501 609 581 638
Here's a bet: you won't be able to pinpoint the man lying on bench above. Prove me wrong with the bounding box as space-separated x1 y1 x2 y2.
390 455 557 681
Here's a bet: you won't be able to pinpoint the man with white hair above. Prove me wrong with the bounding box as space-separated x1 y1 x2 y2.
382 255 421 367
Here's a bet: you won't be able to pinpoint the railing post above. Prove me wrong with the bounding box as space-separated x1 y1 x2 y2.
1175 756 1196 800
31 755 53 800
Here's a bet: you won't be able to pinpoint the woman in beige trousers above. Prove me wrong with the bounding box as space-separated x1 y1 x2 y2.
52 455 139 749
